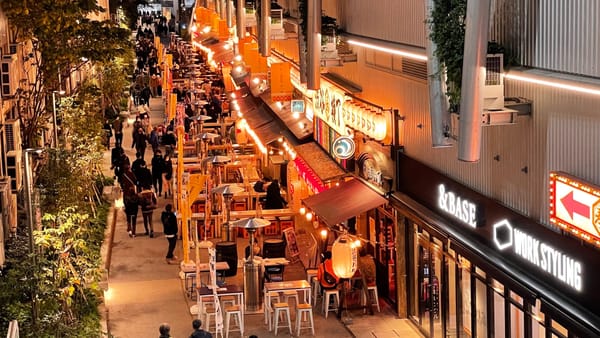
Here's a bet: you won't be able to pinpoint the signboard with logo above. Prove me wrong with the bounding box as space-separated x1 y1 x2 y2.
549 172 600 247
396 153 600 315
312 84 347 136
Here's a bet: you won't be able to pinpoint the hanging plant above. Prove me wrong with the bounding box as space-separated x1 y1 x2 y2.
428 0 467 112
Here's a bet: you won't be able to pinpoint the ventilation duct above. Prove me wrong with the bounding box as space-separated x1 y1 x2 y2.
458 0 491 162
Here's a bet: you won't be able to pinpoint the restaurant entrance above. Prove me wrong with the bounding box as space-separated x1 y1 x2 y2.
368 205 397 307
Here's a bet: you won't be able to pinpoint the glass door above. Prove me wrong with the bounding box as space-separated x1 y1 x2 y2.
415 229 443 338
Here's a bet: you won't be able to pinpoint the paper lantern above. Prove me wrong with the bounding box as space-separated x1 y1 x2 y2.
331 235 358 278
373 110 387 141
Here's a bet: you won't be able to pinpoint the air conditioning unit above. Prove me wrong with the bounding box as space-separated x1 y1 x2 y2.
1 55 19 98
8 43 18 55
6 150 22 193
483 54 504 110
0 177 13 238
5 119 21 152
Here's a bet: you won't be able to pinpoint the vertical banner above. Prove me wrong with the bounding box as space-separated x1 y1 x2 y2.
270 62 293 102
169 94 178 120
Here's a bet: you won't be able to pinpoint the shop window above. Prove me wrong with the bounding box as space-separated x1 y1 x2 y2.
551 320 568 337
461 262 472 336
511 304 525 338
446 251 459 338
510 291 523 306
493 288 505 338
475 266 486 278
475 279 488 338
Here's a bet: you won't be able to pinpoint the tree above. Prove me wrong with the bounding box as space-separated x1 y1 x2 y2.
0 0 132 147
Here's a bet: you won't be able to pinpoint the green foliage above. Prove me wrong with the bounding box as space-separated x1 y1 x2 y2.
0 202 110 337
0 0 132 148
429 0 467 112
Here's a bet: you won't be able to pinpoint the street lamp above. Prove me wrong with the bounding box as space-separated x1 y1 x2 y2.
23 148 44 324
52 90 65 148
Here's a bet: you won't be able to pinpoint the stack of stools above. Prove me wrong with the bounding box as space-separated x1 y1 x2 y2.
296 303 315 336
323 289 340 318
273 302 293 336
224 305 244 338
362 285 381 312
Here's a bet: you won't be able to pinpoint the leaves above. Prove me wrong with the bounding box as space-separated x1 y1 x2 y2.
429 0 467 112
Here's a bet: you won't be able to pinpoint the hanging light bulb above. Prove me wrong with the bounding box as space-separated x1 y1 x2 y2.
306 212 313 221
299 207 306 215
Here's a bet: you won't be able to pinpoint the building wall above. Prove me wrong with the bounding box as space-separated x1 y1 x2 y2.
271 0 600 230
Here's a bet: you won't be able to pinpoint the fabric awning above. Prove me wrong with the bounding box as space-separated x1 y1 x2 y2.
302 178 387 226
233 85 284 145
294 142 346 183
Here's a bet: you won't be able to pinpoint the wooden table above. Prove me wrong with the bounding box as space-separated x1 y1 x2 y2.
196 284 245 322
263 279 312 324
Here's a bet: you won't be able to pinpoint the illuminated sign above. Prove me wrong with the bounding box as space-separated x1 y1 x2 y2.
437 184 478 228
332 136 355 160
312 85 348 136
493 219 583 292
549 172 600 247
291 100 305 114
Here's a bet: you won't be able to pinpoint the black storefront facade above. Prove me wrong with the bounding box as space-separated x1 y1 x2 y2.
391 153 600 338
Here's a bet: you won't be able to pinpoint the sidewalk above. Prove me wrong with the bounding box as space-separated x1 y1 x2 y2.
101 97 424 337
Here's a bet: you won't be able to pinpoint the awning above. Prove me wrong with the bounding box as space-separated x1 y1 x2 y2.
294 142 346 185
259 91 313 142
233 85 285 145
302 178 387 225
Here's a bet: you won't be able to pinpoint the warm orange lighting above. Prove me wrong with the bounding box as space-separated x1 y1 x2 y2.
306 212 313 221
320 228 328 239
347 39 428 61
299 207 306 215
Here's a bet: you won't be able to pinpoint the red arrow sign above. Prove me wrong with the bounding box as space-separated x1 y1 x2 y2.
560 191 590 219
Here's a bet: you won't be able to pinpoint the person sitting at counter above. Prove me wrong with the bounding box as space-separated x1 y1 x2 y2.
253 177 271 193
318 251 340 291
264 179 287 209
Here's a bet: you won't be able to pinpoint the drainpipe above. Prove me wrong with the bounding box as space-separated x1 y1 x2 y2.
458 0 491 162
259 0 271 56
425 0 451 148
307 0 321 90
226 0 233 28
235 0 245 40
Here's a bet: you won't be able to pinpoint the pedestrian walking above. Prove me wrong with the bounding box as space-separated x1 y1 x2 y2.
136 162 153 192
139 188 157 237
163 154 173 198
123 186 140 238
149 126 160 154
158 323 172 338
189 319 212 338
132 127 148 160
161 204 178 264
151 150 165 196
113 116 124 147
102 119 112 149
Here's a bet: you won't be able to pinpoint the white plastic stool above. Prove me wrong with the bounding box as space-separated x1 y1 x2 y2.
311 277 321 307
296 303 315 336
282 290 299 307
225 305 244 338
306 268 318 283
221 295 236 309
361 285 381 312
204 306 216 333
265 291 281 329
273 302 292 336
323 289 340 318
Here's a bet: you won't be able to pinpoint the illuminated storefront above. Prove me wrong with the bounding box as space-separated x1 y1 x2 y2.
393 153 600 338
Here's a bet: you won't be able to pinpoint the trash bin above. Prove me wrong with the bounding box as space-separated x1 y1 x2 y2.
244 260 261 312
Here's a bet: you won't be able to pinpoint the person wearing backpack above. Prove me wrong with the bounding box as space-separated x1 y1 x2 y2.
161 204 178 264
139 189 158 237
317 251 339 291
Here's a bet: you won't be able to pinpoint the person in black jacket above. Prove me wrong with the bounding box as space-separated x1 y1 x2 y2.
139 188 157 237
264 179 287 209
188 319 212 338
132 127 147 160
161 204 178 263
151 150 165 196
136 162 153 192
